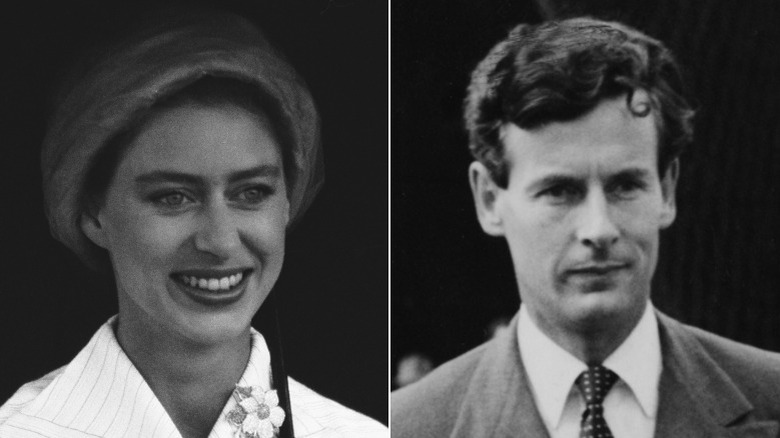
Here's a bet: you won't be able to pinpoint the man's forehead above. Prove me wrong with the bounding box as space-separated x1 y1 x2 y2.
514 163 657 188
499 106 660 183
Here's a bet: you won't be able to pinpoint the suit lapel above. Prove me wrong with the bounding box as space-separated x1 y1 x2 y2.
654 312 778 438
446 310 778 438
450 315 550 438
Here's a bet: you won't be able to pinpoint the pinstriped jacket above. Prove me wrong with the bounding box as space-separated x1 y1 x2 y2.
391 310 780 438
0 317 387 438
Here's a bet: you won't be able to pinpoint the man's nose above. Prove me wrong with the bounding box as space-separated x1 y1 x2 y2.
194 203 241 259
576 191 619 250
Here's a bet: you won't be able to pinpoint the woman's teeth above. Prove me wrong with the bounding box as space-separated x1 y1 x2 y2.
179 272 244 291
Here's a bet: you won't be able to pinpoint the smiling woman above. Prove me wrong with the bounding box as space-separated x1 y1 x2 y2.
0 7 386 438
83 97 290 348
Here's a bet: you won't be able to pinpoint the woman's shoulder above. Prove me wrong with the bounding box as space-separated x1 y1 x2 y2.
0 365 66 424
287 377 387 438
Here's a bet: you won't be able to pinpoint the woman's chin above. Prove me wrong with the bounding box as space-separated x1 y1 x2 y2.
162 277 270 342
175 313 255 346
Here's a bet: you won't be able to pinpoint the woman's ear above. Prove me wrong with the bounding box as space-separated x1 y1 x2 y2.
469 161 505 237
80 211 109 249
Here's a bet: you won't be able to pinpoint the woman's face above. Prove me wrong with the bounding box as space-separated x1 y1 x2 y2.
82 102 289 345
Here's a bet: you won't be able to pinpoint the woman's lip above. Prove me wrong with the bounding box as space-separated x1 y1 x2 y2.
172 267 252 277
170 271 250 306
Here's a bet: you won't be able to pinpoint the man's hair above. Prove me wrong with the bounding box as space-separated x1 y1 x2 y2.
464 17 695 187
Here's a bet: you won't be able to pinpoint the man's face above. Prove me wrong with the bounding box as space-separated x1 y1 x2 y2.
471 94 677 338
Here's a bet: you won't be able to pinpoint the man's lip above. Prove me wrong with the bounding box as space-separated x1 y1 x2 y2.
566 262 630 275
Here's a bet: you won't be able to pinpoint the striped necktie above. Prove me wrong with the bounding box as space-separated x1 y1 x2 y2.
575 365 619 438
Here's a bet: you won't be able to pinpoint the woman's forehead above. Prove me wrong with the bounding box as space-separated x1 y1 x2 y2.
119 104 284 181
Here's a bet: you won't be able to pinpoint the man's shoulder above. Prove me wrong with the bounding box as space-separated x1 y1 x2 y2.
391 339 495 438
667 314 780 374
663 314 780 411
686 321 780 364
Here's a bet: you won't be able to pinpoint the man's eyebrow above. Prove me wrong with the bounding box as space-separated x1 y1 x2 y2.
609 167 653 181
134 165 282 185
527 174 582 192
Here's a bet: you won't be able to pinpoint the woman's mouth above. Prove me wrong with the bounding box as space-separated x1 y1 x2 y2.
176 271 246 291
170 269 253 304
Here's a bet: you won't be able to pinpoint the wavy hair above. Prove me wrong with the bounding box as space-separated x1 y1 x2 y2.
464 17 694 187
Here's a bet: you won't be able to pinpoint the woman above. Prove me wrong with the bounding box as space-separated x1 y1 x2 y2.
0 9 386 438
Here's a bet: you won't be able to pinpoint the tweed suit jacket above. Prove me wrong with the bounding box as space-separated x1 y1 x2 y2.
391 310 780 438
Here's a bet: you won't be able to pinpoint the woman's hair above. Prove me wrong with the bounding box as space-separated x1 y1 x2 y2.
464 17 695 187
41 10 323 270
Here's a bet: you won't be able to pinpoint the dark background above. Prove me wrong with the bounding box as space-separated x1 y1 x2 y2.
0 0 387 424
392 0 780 381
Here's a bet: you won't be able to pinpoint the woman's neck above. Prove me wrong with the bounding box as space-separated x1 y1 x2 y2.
115 306 251 438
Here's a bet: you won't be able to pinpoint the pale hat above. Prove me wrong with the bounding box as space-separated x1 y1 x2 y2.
41 11 323 269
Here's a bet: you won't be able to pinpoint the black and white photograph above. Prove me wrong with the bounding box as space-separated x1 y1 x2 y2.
0 1 387 437
392 0 780 436
8 0 780 436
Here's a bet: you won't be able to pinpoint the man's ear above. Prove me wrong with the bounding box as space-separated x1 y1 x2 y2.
469 161 505 236
80 211 109 249
659 158 679 228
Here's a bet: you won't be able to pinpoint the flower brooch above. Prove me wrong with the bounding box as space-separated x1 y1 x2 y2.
226 385 286 438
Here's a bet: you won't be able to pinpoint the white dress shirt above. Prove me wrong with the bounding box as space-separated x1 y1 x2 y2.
518 302 661 438
0 317 387 438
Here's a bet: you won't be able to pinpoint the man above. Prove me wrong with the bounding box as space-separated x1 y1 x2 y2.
392 18 780 438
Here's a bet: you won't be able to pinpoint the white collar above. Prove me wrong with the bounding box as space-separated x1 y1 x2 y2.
19 316 275 438
602 303 661 418
518 302 661 430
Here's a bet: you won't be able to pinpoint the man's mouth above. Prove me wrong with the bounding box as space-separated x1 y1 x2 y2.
567 262 629 275
171 269 252 292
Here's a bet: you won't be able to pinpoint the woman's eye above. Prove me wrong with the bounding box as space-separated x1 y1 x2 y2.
234 186 272 205
152 192 193 208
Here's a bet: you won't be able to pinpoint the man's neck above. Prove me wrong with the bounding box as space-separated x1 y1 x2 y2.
527 302 648 365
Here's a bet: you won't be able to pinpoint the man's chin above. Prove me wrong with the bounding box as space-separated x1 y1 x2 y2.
566 273 622 293
564 291 646 331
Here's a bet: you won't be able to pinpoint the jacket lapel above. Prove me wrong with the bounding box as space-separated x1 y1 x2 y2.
446 310 778 438
450 315 550 438
654 312 779 438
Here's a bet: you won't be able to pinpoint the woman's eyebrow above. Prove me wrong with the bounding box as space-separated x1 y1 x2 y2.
227 165 282 183
134 165 282 185
135 171 202 185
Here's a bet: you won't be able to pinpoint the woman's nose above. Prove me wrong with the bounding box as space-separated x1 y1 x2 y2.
194 203 241 259
576 191 619 250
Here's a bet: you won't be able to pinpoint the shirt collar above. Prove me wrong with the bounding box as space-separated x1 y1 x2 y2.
602 302 661 418
518 301 661 429
20 317 276 438
208 327 275 438
518 305 585 431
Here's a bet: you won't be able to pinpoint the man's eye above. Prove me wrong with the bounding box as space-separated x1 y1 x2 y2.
540 185 581 201
610 179 646 198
